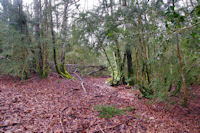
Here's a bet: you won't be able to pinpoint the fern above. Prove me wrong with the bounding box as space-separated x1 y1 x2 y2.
94 104 134 119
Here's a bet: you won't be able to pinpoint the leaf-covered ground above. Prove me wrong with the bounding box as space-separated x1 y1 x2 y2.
0 74 200 132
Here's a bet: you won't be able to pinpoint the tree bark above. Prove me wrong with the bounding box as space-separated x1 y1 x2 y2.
113 40 126 85
126 44 134 84
102 47 115 85
176 34 187 106
50 0 71 79
34 0 43 76
61 1 71 76
135 49 140 83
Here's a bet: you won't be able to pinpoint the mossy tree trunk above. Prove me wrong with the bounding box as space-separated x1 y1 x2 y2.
102 46 115 85
136 16 153 97
50 0 71 79
113 40 126 85
60 2 71 78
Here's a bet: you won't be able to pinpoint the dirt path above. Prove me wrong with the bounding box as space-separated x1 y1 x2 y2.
0 74 200 132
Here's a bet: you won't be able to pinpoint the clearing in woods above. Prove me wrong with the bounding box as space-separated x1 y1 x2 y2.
0 74 200 132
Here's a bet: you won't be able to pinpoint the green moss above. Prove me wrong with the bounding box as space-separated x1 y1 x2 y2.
53 48 71 79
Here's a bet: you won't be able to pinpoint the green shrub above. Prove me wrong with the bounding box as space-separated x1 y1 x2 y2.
94 104 134 119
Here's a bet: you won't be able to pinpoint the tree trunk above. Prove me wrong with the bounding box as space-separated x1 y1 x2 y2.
34 0 44 76
49 0 71 79
113 40 126 85
60 1 71 77
102 47 115 85
137 16 149 84
126 44 134 84
41 0 49 78
135 49 140 83
176 34 187 106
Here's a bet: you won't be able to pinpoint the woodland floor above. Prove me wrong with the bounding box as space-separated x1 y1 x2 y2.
0 74 200 133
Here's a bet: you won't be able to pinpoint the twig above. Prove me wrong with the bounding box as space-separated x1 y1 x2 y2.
73 69 87 93
61 106 69 113
111 22 200 37
81 82 87 93
59 106 70 133
0 123 21 129
98 124 105 133
172 22 200 35
59 113 66 133
94 116 136 132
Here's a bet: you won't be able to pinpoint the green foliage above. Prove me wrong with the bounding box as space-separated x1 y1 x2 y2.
66 45 102 65
139 85 154 99
94 104 134 119
38 68 50 79
77 1 199 106
0 0 199 107
0 22 33 79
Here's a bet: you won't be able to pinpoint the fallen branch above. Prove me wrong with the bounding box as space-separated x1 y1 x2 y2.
59 106 72 133
98 124 105 133
93 116 136 132
65 64 106 68
59 113 66 133
88 66 106 75
73 69 87 93
70 116 136 133
0 123 21 129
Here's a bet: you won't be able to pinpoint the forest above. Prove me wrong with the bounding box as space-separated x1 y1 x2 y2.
0 0 200 132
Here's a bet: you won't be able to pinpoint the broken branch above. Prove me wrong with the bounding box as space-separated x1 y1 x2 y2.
73 69 87 93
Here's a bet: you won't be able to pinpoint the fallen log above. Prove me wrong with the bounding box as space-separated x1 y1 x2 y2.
65 64 106 68
87 66 107 75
